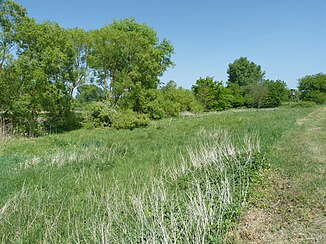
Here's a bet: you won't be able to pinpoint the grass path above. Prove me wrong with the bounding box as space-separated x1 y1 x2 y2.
236 107 326 243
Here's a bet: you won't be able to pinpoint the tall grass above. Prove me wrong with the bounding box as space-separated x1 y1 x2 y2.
0 107 316 242
0 129 260 243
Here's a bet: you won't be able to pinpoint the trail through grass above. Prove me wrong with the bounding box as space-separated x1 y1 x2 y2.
236 106 326 243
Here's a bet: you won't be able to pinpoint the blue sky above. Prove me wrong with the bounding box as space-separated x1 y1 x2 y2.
15 0 326 89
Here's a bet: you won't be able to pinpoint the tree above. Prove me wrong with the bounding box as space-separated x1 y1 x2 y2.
262 79 288 107
298 73 326 104
76 84 103 104
244 79 287 108
227 57 265 86
226 83 245 108
0 0 27 71
65 28 90 96
14 19 80 133
89 18 174 105
161 81 203 113
244 81 268 108
192 77 232 111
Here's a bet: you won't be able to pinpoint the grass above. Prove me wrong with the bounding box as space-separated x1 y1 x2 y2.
0 107 318 242
235 106 326 243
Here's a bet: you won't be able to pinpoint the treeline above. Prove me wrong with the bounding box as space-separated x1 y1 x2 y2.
1 1 322 136
0 1 177 135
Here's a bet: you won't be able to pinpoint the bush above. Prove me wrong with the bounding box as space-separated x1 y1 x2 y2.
83 102 114 128
141 99 166 119
162 100 181 117
298 73 326 104
302 90 326 104
290 101 317 108
110 110 150 130
82 102 150 130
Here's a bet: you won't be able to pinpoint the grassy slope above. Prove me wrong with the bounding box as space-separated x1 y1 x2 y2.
236 106 326 243
0 107 318 242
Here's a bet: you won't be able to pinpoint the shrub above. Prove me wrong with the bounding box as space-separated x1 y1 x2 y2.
302 90 326 104
141 99 166 119
82 102 150 130
110 110 150 130
298 73 326 104
162 100 181 117
290 101 317 108
83 102 114 128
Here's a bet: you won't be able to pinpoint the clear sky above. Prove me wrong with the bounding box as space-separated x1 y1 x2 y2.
14 0 326 89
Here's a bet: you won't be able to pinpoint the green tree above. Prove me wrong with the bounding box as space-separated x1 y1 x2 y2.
89 18 174 105
161 80 203 114
0 0 27 71
192 77 232 111
262 79 288 107
15 19 80 133
65 28 90 96
298 73 326 104
227 57 265 86
245 82 268 108
76 84 103 104
226 83 245 107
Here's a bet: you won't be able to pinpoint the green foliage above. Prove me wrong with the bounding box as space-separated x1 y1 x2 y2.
110 110 150 130
76 84 103 104
244 81 268 108
227 57 265 86
120 81 202 119
289 101 317 108
88 18 174 104
162 81 203 112
0 0 28 70
192 76 232 111
244 79 288 108
139 89 166 119
226 83 246 108
83 102 115 128
65 28 90 95
82 102 150 129
298 73 326 104
0 2 175 135
262 79 288 108
226 58 286 109
302 90 326 104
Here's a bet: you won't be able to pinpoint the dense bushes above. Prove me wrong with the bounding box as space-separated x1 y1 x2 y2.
78 81 203 130
191 76 288 111
135 82 203 119
82 102 150 130
298 73 326 104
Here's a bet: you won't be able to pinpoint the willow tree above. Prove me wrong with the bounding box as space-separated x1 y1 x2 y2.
89 18 174 105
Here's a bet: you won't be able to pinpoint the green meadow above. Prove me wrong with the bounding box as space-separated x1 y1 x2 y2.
0 106 319 243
